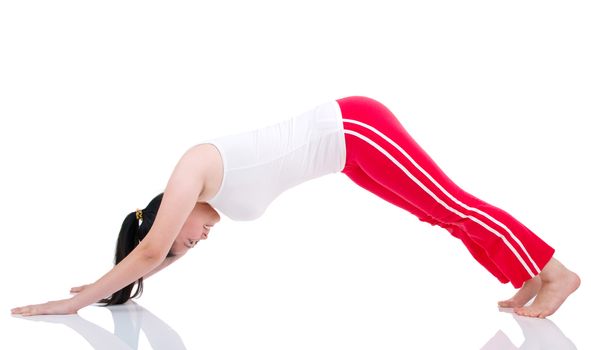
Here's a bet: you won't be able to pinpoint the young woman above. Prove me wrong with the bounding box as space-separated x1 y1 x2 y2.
12 96 580 318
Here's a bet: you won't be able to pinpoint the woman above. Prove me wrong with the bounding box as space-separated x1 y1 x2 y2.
11 96 580 318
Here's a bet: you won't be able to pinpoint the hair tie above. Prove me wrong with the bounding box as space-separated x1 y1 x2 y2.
136 209 143 221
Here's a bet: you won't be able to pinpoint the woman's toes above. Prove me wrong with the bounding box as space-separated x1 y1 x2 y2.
498 299 516 308
514 307 527 316
515 306 543 318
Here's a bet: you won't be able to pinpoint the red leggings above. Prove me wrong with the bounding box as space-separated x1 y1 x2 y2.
337 96 554 288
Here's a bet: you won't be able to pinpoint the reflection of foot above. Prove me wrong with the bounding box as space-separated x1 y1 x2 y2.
515 258 580 318
511 314 578 349
498 276 541 308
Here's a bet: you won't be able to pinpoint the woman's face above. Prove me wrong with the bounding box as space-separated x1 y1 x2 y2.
168 202 220 257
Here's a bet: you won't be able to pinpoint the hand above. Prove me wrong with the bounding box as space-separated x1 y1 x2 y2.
11 298 79 317
70 284 91 294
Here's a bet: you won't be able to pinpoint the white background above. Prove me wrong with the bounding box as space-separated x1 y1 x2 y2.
1 1 589 349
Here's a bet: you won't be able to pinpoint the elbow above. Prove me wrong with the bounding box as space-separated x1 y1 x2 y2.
138 245 167 264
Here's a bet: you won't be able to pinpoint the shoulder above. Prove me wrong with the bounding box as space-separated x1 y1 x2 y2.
186 143 222 166
185 144 224 200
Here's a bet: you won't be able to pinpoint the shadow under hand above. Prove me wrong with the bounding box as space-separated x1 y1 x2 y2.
12 301 186 350
481 309 577 350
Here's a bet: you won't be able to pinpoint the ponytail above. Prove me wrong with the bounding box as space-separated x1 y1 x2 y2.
99 193 164 305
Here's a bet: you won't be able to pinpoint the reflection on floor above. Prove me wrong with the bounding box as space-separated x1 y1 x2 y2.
12 302 186 350
11 303 578 349
482 309 577 349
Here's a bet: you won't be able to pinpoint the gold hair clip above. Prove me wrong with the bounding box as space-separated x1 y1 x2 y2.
136 209 143 221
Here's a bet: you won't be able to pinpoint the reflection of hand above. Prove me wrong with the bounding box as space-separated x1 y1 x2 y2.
13 314 83 326
14 313 132 350
12 301 187 349
70 284 92 294
11 298 78 316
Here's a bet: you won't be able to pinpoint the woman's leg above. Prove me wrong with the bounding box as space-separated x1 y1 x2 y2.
343 164 511 284
337 95 555 289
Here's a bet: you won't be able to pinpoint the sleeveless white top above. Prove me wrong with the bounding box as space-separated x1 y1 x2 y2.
201 100 346 221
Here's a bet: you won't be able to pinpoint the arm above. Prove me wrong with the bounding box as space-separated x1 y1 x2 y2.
143 254 185 280
71 253 186 293
12 146 207 316
69 254 184 295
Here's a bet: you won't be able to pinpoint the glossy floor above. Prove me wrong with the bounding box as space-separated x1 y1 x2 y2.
6 291 587 349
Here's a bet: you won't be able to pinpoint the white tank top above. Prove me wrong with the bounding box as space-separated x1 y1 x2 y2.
201 100 346 221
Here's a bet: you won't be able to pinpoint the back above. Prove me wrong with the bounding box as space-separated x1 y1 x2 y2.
202 100 346 221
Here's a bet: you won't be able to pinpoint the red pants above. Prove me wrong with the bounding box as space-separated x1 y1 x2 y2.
337 96 555 288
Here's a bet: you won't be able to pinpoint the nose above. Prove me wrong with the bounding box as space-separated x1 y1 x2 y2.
202 225 210 239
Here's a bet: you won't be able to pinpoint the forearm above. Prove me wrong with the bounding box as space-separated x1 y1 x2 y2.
70 246 163 310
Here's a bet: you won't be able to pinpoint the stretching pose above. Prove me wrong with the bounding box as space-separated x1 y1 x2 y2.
12 96 579 318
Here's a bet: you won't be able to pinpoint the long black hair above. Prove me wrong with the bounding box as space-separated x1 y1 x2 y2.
99 192 164 306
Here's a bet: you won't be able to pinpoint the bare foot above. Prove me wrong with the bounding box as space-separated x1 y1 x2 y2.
515 258 580 318
498 276 542 308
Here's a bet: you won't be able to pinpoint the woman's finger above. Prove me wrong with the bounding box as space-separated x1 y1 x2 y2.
70 284 87 293
11 299 76 316
12 304 40 315
13 308 27 315
22 308 34 316
11 305 30 314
